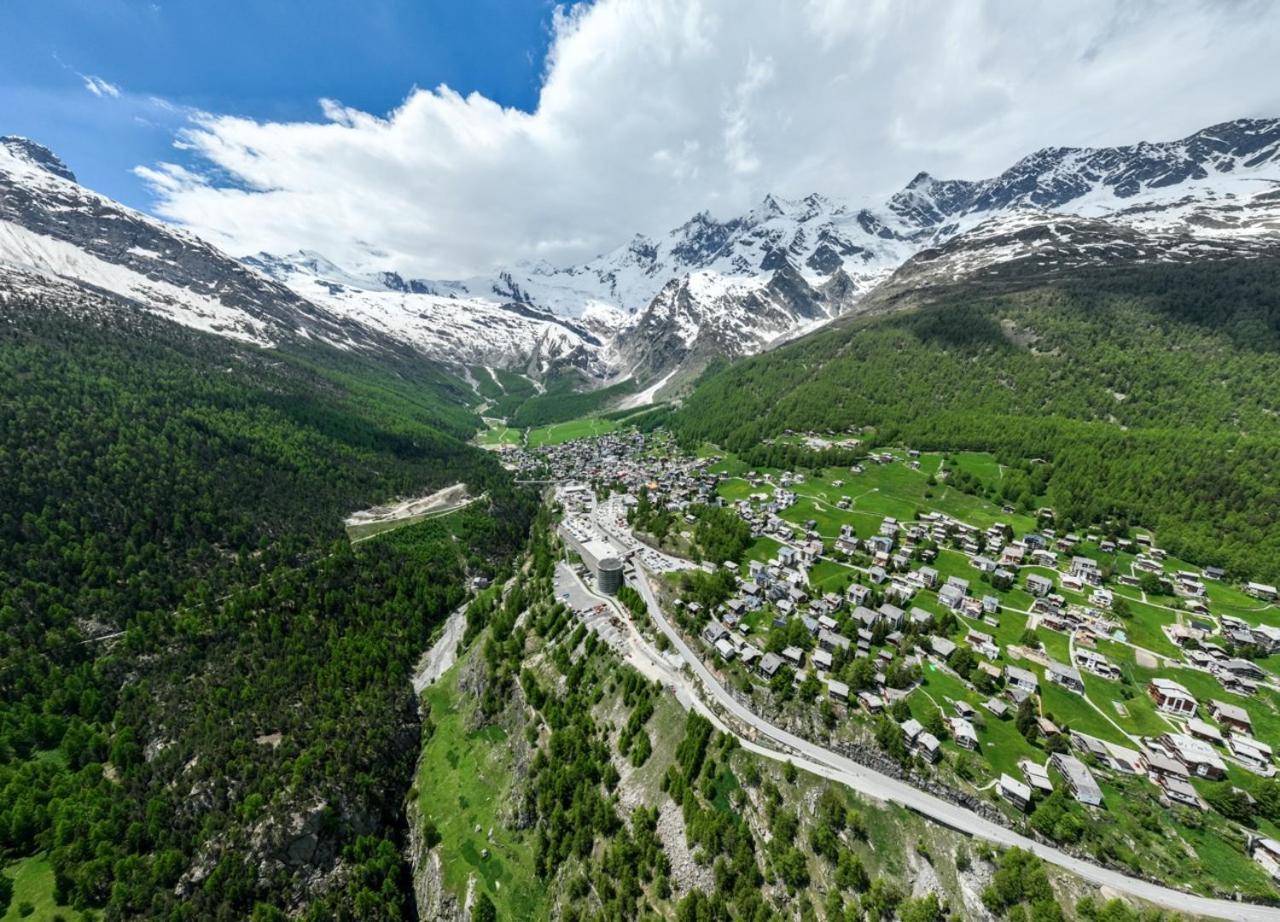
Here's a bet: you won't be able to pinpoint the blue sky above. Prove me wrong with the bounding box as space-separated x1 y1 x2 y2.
1 0 567 207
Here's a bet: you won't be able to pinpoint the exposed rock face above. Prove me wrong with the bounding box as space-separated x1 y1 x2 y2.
407 797 463 922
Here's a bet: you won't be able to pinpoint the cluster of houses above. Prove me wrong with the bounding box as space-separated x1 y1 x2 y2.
539 432 1280 854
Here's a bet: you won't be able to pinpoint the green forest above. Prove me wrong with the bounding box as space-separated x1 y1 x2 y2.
0 293 534 919
670 258 1280 581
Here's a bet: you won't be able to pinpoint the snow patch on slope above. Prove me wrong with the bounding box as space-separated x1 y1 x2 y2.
0 220 274 345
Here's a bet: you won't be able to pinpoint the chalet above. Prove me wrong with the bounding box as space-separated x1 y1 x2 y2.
859 691 884 713
1148 678 1197 716
1075 649 1120 681
973 661 1000 684
782 646 805 668
915 731 942 762
938 583 966 612
1001 544 1027 566
1026 573 1054 597
972 555 998 574
1160 775 1205 810
758 652 783 678
1070 556 1103 586
714 638 736 661
702 622 730 645
1247 582 1279 602
1046 662 1085 695
1161 733 1227 779
1051 753 1104 806
1005 665 1039 695
1220 658 1266 682
818 629 851 653
984 698 1010 719
1229 735 1274 775
1251 838 1280 881
812 649 833 671
879 603 906 628
1145 751 1190 782
1210 700 1253 735
1020 759 1054 793
827 679 850 704
853 606 878 629
834 536 859 556
1071 730 1111 763
930 636 957 659
998 774 1034 811
740 645 762 668
1254 625 1280 654
1186 718 1224 746
982 595 1001 614
1218 672 1260 697
886 580 914 605
917 566 939 589
951 718 979 751
1104 742 1146 775
910 607 933 630
848 583 872 606
992 568 1015 590
966 630 1000 660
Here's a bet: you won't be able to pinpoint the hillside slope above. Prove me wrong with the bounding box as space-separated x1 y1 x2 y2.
669 257 1280 581
407 521 1192 922
0 279 535 918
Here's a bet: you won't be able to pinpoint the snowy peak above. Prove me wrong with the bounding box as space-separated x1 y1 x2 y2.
0 136 77 183
265 116 1280 388
5 117 1280 406
0 143 406 352
886 117 1280 227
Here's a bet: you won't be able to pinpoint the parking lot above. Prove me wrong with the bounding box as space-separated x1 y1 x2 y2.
554 562 629 653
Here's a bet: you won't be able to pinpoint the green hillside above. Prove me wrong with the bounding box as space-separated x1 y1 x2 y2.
671 258 1280 581
0 292 534 919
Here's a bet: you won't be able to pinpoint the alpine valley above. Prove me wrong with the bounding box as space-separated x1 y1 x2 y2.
9 106 1280 922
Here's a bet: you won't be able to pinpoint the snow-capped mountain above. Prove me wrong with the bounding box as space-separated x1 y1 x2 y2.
251 118 1280 392
242 251 614 377
3 118 1280 408
0 136 399 353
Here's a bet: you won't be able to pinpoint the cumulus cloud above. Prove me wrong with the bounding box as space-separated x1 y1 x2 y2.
139 0 1280 276
81 74 121 98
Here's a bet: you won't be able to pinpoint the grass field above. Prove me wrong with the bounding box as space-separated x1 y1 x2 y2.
415 661 544 921
475 421 522 447
1 855 86 922
526 416 618 448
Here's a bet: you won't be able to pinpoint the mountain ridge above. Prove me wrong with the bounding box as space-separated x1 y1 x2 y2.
3 118 1280 405
247 117 1280 391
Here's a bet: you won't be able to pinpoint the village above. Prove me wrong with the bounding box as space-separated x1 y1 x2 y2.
498 428 1280 890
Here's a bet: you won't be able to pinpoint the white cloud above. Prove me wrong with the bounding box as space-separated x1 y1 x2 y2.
81 74 121 98
139 0 1280 276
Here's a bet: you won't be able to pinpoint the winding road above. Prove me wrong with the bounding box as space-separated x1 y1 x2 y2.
626 563 1280 921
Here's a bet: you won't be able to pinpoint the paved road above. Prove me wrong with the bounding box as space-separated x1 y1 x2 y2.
628 564 1280 921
